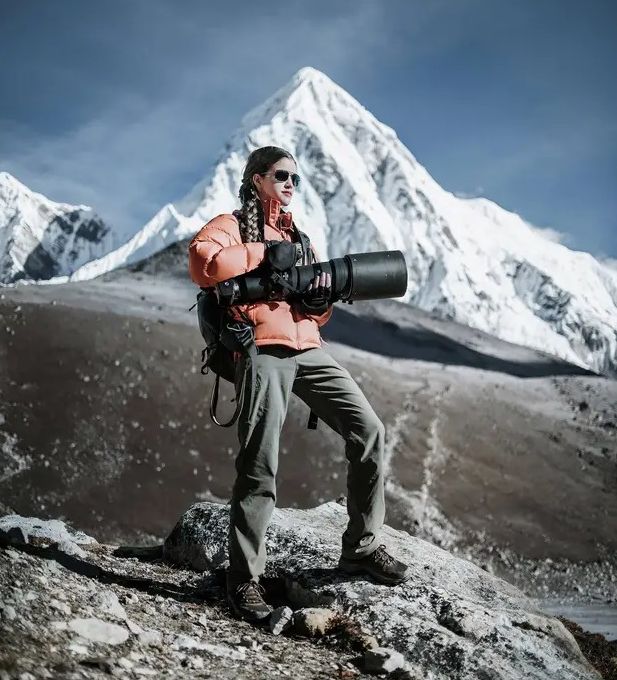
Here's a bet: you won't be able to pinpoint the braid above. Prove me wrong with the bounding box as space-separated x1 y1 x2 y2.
237 180 263 243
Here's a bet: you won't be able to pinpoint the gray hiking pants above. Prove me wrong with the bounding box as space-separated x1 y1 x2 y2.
228 344 386 585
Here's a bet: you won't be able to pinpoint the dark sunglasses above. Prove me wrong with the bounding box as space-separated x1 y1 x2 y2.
263 169 301 188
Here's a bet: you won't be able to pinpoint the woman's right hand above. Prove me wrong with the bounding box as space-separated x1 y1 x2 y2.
264 240 301 271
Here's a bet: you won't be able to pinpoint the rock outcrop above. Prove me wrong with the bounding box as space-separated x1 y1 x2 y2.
162 501 600 679
0 503 603 679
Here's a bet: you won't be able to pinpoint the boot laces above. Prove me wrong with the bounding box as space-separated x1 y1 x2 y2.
235 581 266 604
374 544 395 567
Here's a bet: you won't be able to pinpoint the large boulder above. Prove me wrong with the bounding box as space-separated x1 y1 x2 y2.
164 501 600 680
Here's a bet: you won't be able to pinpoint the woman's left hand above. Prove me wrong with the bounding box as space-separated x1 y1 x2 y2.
298 271 332 314
305 271 332 301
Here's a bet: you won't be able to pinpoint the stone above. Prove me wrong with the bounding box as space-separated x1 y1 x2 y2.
173 634 246 660
363 647 405 674
173 634 203 650
190 656 205 670
120 592 139 605
293 607 337 637
0 515 95 556
50 599 72 616
1 604 16 621
138 629 162 648
239 635 259 650
202 641 246 660
125 618 144 635
69 617 129 645
97 590 127 620
269 606 294 635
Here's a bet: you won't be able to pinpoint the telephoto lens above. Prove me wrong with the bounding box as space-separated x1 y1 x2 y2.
214 250 408 305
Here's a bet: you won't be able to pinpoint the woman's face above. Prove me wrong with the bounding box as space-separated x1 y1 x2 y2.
252 157 297 207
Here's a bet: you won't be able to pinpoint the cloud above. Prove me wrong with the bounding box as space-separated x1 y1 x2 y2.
601 257 617 272
526 225 568 245
454 187 485 199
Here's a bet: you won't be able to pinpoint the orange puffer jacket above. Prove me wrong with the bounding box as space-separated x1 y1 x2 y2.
188 196 333 351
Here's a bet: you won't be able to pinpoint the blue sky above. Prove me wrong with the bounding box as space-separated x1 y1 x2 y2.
1 0 615 260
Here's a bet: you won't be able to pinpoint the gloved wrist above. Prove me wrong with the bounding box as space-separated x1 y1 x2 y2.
299 282 332 314
299 298 330 315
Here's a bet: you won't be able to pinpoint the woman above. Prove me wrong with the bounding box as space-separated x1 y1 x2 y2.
188 146 410 623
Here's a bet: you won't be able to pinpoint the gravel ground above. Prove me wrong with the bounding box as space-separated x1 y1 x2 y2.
0 542 372 680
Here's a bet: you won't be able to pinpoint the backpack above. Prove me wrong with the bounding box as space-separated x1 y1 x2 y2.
191 214 320 430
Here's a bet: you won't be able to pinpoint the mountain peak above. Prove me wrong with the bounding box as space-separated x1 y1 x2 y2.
292 66 331 86
6 69 616 376
232 66 373 155
0 171 28 194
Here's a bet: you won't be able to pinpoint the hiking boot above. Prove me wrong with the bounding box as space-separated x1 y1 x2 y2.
227 579 272 622
338 544 412 585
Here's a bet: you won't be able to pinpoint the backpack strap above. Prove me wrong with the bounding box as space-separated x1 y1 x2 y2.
292 222 313 266
209 341 258 428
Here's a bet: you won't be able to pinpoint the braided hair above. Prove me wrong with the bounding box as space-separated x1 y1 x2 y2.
237 146 296 243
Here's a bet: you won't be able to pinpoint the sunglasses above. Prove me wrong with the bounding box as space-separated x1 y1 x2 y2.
263 169 301 188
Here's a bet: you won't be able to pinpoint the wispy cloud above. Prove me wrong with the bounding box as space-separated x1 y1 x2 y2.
600 257 617 273
526 225 568 246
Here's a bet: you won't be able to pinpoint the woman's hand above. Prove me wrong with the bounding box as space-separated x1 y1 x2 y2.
264 240 301 271
305 271 332 301
298 271 332 315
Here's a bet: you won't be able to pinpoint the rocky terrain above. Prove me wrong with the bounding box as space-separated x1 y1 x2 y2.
1 264 615 562
1 501 612 679
0 512 359 679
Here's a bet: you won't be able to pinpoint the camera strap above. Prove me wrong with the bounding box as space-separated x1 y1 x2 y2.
292 223 313 266
267 270 303 296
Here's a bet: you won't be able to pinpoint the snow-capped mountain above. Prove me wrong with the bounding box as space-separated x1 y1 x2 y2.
3 67 617 375
0 172 114 284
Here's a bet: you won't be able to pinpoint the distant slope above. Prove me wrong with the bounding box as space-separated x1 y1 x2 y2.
1 273 615 563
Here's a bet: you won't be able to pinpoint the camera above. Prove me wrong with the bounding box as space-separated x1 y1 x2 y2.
214 250 408 306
